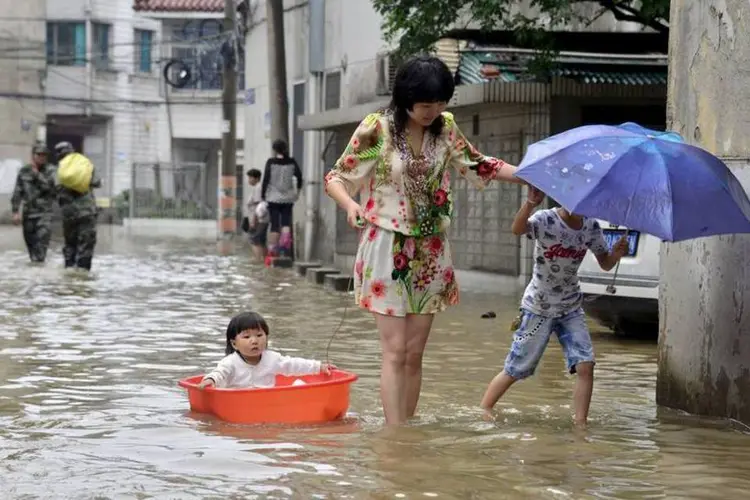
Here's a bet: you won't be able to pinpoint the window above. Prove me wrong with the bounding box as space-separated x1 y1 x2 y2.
169 19 245 91
324 72 341 110
92 23 111 69
135 29 153 73
46 22 86 66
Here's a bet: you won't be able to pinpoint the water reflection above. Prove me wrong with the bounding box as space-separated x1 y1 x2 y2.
1 225 749 498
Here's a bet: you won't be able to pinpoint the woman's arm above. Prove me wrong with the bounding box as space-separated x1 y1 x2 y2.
445 112 523 188
260 159 271 201
324 112 383 210
293 159 303 192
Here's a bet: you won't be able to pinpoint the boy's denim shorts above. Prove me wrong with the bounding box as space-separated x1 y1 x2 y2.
503 307 595 380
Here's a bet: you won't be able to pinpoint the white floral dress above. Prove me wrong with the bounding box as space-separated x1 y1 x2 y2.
324 111 513 316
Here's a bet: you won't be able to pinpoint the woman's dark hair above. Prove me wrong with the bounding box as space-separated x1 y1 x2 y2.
271 139 289 158
389 55 455 136
225 312 269 355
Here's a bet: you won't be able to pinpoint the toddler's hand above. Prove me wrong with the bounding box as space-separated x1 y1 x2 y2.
198 378 215 389
321 363 337 376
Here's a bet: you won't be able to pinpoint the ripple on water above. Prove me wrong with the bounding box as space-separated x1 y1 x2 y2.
1 227 750 498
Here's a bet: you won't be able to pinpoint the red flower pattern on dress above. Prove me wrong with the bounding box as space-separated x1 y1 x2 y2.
355 260 364 279
365 197 375 212
367 226 378 241
343 155 358 170
385 308 395 316
370 280 386 298
360 296 372 310
393 253 408 271
350 137 361 151
442 267 455 284
427 236 443 255
433 189 447 207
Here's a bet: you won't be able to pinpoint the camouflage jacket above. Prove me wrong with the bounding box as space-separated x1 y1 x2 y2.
11 163 57 219
58 167 103 219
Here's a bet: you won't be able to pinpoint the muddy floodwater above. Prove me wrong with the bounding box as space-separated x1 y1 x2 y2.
1 226 750 499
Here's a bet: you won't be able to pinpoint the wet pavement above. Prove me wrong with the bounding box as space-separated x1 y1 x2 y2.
1 225 750 499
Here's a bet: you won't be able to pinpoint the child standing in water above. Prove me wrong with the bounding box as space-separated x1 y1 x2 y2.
480 187 629 425
261 139 303 259
199 312 334 389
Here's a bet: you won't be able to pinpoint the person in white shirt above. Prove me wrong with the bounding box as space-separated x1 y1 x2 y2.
198 311 334 389
244 169 270 261
480 187 629 426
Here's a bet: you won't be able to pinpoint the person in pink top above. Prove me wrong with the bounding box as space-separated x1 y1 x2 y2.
325 55 523 425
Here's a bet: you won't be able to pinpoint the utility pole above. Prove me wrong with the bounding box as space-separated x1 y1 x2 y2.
219 0 239 246
266 0 289 144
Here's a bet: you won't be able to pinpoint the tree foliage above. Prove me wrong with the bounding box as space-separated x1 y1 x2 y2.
371 0 670 62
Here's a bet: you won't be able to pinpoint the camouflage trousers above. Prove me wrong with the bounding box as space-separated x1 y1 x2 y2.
62 214 97 271
22 215 52 262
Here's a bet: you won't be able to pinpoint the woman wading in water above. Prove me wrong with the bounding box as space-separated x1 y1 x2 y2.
325 55 523 425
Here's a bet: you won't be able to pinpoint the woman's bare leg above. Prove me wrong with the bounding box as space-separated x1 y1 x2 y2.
375 313 408 425
404 313 433 418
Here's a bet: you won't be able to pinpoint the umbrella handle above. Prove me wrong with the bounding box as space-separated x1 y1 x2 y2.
606 228 629 294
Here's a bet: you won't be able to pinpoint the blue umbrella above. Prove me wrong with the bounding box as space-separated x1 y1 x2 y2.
514 122 750 242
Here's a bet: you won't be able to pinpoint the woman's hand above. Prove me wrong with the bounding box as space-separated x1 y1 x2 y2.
345 201 365 229
198 378 215 389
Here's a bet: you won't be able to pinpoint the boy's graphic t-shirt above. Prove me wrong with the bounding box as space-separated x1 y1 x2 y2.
521 208 609 317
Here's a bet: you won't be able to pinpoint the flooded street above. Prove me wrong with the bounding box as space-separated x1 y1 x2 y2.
2 226 750 499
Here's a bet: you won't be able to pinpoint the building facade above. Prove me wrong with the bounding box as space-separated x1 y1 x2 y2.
0 0 47 221
44 0 166 203
133 0 247 222
243 0 669 280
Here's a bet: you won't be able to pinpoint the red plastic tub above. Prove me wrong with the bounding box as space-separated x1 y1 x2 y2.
178 369 358 424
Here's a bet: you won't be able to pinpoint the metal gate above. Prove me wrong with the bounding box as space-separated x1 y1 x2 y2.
326 126 360 256
128 162 212 219
448 134 524 274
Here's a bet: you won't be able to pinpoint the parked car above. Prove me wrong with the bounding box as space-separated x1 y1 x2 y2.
579 219 659 335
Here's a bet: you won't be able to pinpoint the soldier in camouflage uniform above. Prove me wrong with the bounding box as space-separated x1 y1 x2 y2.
54 141 102 271
10 143 57 263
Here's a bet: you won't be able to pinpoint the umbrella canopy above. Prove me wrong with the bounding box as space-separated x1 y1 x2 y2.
514 122 750 242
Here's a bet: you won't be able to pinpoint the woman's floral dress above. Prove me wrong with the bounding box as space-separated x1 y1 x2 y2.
324 111 513 316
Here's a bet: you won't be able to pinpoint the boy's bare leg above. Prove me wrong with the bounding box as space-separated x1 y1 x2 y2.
480 371 517 419
572 361 594 426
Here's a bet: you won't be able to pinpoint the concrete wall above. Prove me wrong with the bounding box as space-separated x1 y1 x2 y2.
658 0 750 423
0 0 46 221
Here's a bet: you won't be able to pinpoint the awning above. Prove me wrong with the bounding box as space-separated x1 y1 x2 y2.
298 99 389 131
458 49 668 86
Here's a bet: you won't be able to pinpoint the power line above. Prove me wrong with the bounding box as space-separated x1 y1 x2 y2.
0 91 250 106
0 30 233 54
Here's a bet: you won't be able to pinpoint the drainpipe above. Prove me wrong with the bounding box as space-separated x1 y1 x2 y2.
84 0 93 117
303 0 324 262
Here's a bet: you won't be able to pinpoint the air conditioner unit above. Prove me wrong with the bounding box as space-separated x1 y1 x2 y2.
375 52 396 96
